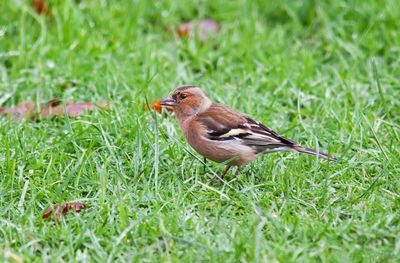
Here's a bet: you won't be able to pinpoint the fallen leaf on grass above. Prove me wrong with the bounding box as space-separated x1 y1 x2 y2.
0 99 108 120
42 202 86 221
0 102 35 119
39 98 63 118
177 19 221 41
31 0 52 16
67 101 108 117
40 99 108 118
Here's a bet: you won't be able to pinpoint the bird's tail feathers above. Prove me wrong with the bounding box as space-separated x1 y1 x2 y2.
294 146 337 162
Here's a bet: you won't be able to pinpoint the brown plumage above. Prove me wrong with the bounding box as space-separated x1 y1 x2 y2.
161 86 337 178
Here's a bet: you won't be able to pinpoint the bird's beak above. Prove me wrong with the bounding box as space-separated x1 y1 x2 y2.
160 97 177 106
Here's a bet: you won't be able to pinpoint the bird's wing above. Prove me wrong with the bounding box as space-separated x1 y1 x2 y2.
196 104 299 153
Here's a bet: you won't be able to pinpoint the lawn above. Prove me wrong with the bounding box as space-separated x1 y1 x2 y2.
1 0 399 262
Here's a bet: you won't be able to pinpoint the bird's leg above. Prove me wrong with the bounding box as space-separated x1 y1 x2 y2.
220 165 232 179
234 166 242 177
203 157 207 175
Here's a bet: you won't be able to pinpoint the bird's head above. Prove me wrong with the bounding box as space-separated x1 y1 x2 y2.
161 85 212 118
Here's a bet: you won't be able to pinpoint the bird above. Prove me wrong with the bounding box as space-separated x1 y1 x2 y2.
160 85 337 178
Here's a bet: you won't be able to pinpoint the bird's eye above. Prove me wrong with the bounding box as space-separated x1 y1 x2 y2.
179 93 188 100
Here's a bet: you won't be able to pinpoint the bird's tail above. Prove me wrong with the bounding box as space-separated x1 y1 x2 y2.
294 146 337 162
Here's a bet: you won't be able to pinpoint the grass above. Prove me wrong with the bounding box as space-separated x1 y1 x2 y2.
1 0 399 262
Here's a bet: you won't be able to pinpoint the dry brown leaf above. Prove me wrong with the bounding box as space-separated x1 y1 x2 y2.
0 102 35 119
31 0 52 16
42 206 55 220
62 202 85 213
66 101 108 117
42 202 86 221
177 19 221 41
40 99 108 118
39 98 63 118
0 99 108 120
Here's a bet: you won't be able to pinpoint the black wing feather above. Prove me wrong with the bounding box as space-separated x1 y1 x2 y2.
195 104 336 161
196 104 299 153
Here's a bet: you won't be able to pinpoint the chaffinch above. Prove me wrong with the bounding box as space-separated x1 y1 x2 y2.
161 85 337 178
